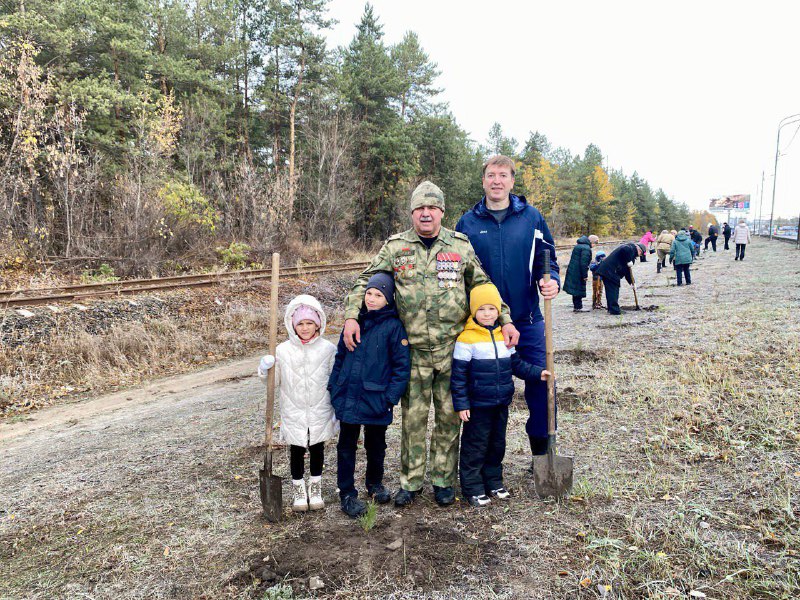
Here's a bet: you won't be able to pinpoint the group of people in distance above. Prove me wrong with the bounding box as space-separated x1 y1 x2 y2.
564 218 753 316
258 155 560 517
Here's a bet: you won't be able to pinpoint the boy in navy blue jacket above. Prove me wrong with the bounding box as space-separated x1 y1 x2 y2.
451 283 550 507
328 272 411 518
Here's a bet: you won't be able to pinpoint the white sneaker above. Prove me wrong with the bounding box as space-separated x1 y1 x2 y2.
490 487 511 500
307 476 325 511
291 479 308 512
468 494 492 507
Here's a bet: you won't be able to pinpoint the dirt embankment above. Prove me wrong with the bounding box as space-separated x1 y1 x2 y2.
1 239 799 599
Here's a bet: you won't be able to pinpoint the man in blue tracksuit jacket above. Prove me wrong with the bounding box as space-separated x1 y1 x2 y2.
455 154 560 459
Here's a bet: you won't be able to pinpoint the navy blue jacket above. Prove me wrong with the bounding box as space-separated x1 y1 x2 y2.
594 243 638 286
451 318 543 411
328 305 411 426
456 195 560 325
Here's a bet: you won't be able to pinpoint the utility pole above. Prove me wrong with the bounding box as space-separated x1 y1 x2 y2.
769 114 800 240
757 171 765 234
796 212 800 249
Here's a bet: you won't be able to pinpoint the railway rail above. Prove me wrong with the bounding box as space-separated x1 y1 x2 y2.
1 239 625 309
756 233 799 245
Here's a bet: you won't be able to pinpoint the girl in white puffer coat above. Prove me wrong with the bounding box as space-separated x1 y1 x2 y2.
258 294 337 512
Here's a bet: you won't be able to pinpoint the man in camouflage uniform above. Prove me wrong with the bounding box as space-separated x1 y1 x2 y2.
342 181 519 507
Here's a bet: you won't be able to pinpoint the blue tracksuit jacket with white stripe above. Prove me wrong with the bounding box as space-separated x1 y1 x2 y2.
455 195 560 325
451 318 544 412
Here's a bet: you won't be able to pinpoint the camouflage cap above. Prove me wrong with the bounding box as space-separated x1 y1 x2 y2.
410 181 445 212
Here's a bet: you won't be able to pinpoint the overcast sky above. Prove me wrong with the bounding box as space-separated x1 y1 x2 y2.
324 0 800 220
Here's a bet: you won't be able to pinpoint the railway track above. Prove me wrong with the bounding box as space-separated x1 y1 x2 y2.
0 261 370 309
756 233 799 245
1 239 626 309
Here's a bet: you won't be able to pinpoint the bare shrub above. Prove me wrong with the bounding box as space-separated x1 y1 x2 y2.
297 106 359 246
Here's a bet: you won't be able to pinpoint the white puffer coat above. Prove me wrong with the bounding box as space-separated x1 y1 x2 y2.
733 223 751 244
274 295 338 447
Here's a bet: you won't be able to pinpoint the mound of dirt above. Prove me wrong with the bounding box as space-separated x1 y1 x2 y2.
231 511 498 596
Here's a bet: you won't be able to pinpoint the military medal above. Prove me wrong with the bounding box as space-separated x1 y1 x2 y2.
436 252 462 288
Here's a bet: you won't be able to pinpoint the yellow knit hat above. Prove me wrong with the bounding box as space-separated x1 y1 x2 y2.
469 283 502 317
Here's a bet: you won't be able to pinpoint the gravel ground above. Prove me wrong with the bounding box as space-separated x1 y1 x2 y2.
1 239 799 599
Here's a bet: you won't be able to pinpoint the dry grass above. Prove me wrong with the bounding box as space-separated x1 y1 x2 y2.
1 240 799 599
0 273 354 417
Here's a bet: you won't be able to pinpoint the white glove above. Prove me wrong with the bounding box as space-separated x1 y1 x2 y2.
257 355 275 383
627 261 634 268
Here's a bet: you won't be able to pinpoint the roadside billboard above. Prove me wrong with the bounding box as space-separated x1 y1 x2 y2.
709 194 750 210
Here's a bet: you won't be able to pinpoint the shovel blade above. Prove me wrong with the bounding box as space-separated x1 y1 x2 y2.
532 454 574 499
259 467 283 522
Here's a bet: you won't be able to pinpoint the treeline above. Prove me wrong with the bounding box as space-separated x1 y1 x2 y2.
0 1 688 275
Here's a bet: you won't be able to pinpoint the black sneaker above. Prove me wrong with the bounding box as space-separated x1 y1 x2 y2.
394 488 419 507
433 485 455 506
467 494 491 508
341 495 367 519
367 484 391 504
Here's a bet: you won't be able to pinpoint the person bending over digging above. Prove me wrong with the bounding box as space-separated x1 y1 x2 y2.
328 273 411 518
258 295 337 513
451 284 550 508
593 242 645 315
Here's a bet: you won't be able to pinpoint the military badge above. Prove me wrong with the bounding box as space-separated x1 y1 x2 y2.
436 252 462 287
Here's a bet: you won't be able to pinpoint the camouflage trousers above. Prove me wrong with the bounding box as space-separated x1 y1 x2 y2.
399 344 461 491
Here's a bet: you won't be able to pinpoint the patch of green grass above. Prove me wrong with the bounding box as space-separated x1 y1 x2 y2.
261 583 293 599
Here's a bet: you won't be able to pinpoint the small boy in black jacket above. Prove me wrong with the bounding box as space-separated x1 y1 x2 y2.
451 283 550 507
589 250 606 309
328 272 411 518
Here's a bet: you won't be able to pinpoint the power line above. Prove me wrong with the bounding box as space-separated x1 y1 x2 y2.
779 121 800 155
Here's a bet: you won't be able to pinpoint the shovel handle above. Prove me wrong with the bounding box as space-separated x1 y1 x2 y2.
542 249 556 438
629 264 639 308
265 252 280 466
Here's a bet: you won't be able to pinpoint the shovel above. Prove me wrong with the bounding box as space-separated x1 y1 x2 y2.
259 252 283 521
629 265 640 310
533 249 574 498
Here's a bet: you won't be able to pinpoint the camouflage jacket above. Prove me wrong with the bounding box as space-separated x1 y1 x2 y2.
344 227 511 351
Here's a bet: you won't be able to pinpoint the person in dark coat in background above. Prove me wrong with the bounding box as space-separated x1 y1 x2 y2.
328 272 411 518
722 222 732 250
704 223 718 252
563 234 598 312
689 226 703 257
594 242 644 315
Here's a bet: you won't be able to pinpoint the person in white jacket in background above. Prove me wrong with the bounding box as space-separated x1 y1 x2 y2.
258 294 337 512
733 219 752 261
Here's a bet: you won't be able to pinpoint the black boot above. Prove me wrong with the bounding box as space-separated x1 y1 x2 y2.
367 483 391 504
527 436 549 473
394 488 419 507
529 436 549 455
656 262 661 273
341 495 367 518
433 485 455 506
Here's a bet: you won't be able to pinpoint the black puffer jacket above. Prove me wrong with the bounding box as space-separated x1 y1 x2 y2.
328 304 411 426
563 236 593 297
